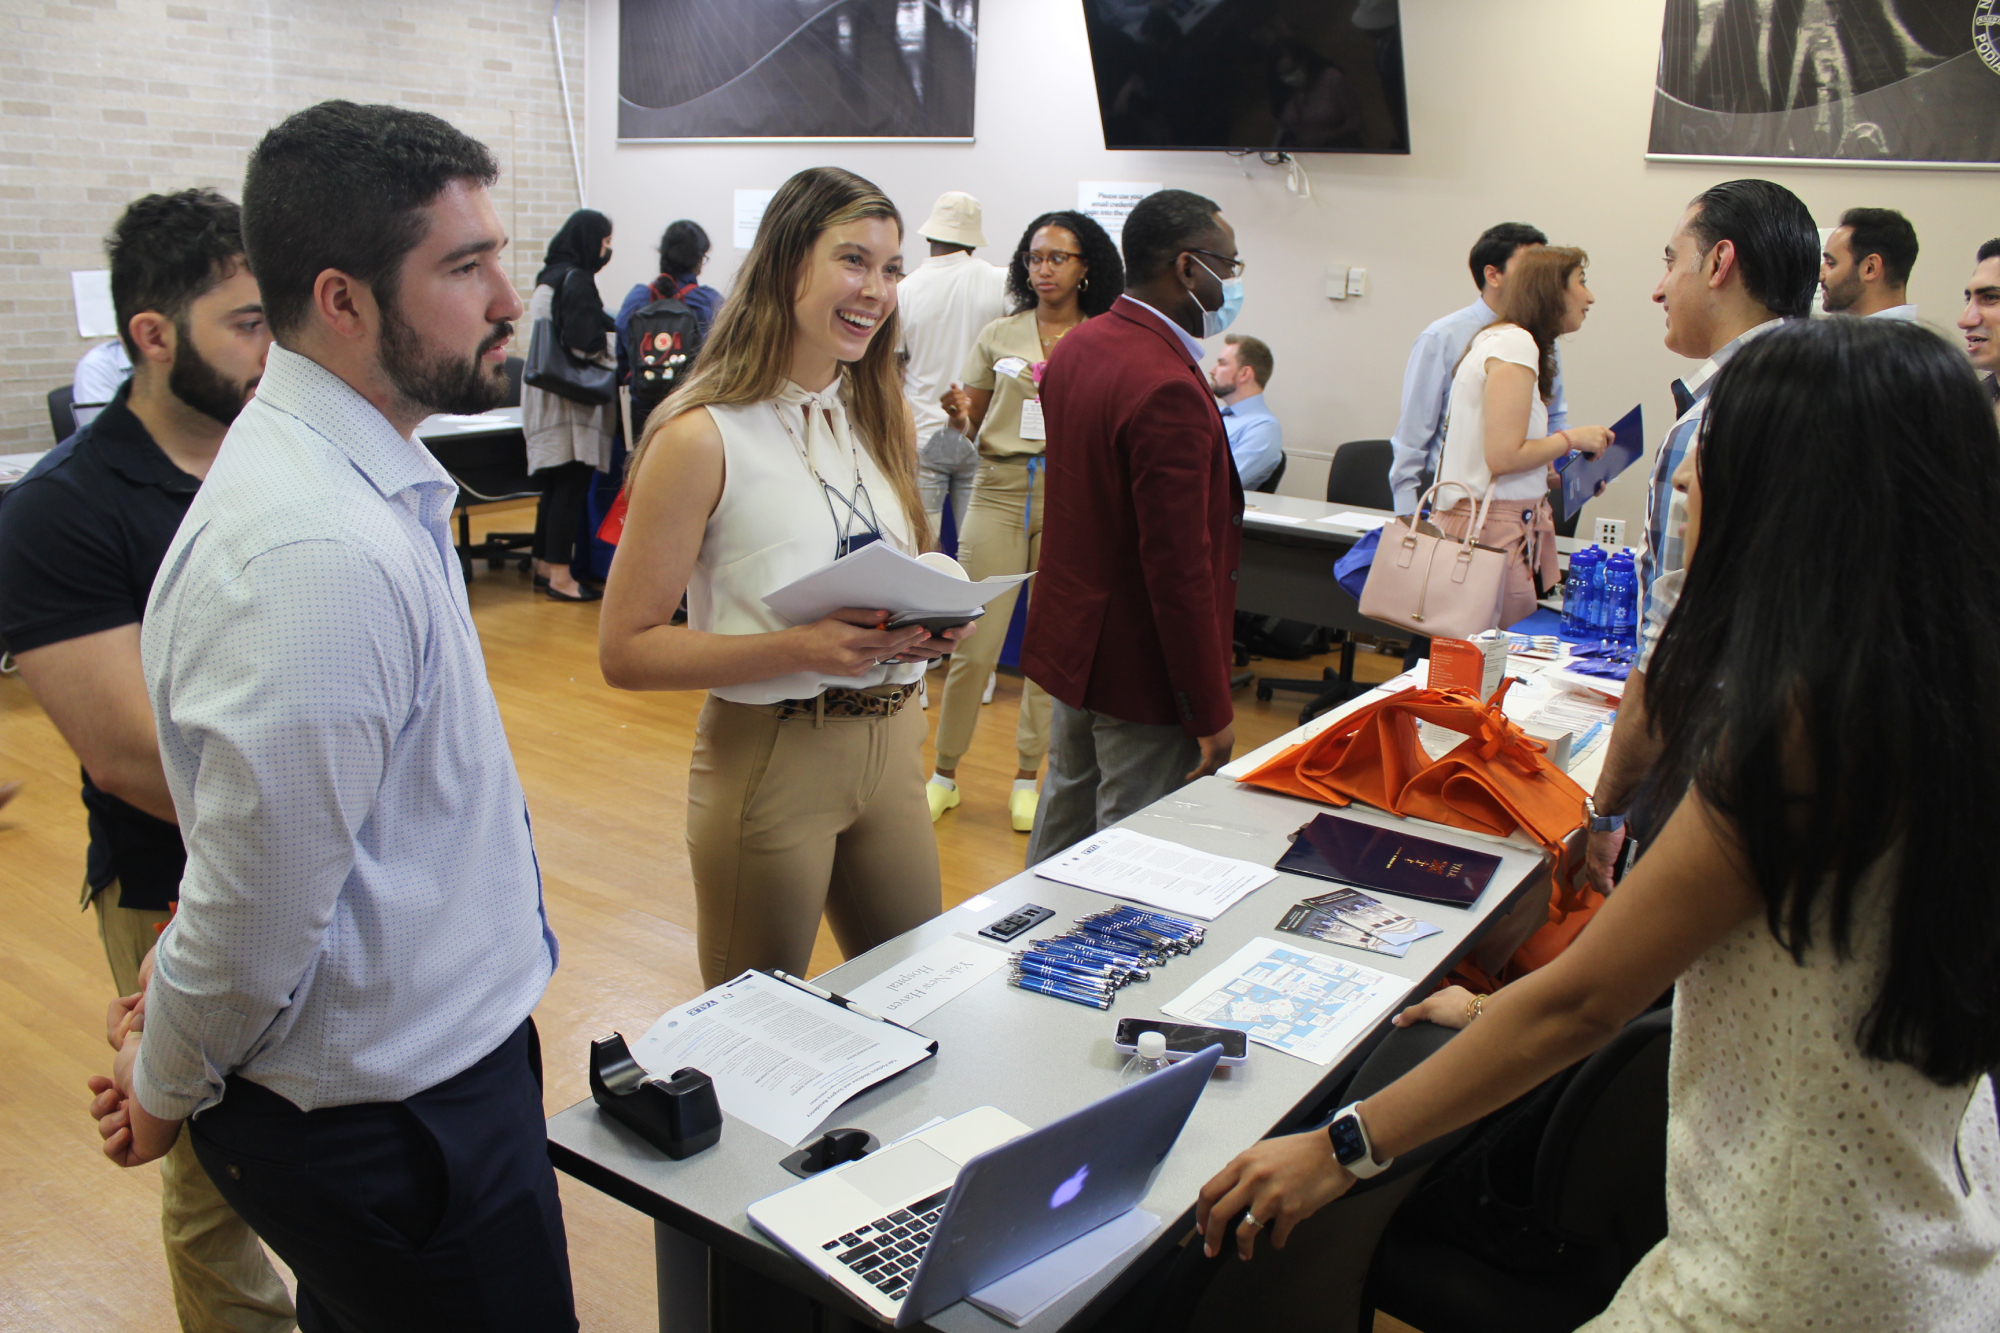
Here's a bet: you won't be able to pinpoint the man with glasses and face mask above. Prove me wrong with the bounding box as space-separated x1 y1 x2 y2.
1022 188 1245 861
0 189 295 1333
83 102 577 1331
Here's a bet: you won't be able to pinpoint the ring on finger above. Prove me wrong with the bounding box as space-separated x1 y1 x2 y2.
1241 1210 1260 1229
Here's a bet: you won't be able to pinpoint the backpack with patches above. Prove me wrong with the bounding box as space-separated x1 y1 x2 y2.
625 277 704 436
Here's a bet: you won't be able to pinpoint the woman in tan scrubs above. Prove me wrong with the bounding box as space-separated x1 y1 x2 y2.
930 211 1123 832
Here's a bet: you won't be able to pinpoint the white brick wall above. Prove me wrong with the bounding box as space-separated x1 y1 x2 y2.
0 0 588 451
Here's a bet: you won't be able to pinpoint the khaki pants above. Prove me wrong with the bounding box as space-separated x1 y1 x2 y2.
685 696 943 987
934 456 1053 774
89 880 296 1333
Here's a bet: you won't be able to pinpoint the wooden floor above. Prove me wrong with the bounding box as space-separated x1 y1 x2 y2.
0 500 1414 1332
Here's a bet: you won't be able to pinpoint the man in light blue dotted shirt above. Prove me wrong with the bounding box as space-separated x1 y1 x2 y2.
87 102 576 1331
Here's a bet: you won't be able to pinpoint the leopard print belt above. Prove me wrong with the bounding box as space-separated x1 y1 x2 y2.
767 683 917 722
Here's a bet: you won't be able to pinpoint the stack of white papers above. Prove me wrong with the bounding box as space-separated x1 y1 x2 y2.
1032 827 1277 921
631 971 936 1145
762 543 1030 625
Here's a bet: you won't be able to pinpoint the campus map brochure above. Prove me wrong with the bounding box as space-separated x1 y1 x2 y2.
1160 937 1409 1066
631 970 936 1145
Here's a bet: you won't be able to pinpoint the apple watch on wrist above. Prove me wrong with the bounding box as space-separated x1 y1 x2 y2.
1584 795 1625 835
1326 1102 1392 1179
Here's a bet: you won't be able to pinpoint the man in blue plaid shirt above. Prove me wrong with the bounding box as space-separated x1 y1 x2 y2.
1583 181 1819 893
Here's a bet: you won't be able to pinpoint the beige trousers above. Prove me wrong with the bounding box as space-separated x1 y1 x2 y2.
685 696 943 986
90 880 296 1333
934 456 1052 774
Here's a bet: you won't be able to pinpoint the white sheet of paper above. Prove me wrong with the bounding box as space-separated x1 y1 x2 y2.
1017 398 1046 441
71 269 116 337
1160 937 1408 1065
762 540 1031 625
840 935 1009 1028
1076 181 1161 245
1032 827 1277 921
967 1207 1160 1326
631 970 935 1146
733 189 776 249
1319 511 1389 529
1247 511 1308 525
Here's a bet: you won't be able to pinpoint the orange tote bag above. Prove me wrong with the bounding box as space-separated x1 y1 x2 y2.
1240 681 1600 985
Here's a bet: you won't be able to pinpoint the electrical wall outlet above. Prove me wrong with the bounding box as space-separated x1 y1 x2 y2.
1346 267 1368 297
1594 517 1626 548
1324 265 1349 301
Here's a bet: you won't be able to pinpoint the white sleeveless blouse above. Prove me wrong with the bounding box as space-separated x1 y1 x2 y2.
1586 867 2000 1330
690 381 923 706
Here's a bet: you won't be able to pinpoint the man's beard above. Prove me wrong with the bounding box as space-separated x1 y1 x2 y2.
1821 273 1862 314
379 299 512 416
169 328 257 426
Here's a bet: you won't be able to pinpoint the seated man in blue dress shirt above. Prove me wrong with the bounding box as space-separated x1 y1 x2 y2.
1208 333 1284 491
1386 222 1567 515
86 101 576 1332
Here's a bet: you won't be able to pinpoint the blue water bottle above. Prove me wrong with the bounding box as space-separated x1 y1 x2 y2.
1562 546 1601 639
1604 548 1638 644
1583 545 1609 635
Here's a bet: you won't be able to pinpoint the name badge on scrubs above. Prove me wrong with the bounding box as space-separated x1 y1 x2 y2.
993 356 1031 380
1018 398 1047 441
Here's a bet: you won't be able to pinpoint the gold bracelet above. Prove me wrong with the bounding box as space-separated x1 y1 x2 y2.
1465 993 1484 1023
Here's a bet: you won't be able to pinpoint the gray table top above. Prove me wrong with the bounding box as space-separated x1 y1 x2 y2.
1242 494 1585 555
547 776 1549 1331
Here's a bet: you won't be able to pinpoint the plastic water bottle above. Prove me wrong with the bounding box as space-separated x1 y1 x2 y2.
1121 1031 1172 1081
1562 546 1602 639
1604 548 1638 644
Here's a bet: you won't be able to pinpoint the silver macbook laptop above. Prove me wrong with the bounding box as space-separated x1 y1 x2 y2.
749 1044 1222 1327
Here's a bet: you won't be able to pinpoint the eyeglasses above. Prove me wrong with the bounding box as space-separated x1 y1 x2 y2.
1190 249 1246 278
1019 250 1082 271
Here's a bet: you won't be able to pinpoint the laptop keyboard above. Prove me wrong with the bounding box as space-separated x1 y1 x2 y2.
820 1188 951 1302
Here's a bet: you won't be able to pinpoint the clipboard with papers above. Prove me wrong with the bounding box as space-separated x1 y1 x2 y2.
1553 404 1644 524
630 969 938 1146
763 543 1031 626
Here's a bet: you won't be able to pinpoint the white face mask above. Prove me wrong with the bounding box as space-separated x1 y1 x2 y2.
1186 254 1245 339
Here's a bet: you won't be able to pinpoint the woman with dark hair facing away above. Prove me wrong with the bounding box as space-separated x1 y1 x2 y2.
1431 244 1615 627
930 211 1124 832
598 167 971 986
1197 318 2000 1326
617 218 723 340
523 207 617 601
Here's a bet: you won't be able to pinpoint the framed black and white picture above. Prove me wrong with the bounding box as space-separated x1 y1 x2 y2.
618 0 979 142
1646 0 2000 168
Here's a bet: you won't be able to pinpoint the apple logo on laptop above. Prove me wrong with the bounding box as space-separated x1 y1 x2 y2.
1049 1164 1089 1209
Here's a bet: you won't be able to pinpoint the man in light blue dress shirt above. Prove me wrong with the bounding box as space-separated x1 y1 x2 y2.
1209 332 1284 491
1387 222 1569 514
88 102 576 1330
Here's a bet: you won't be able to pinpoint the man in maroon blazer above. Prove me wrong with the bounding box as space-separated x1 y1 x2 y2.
1023 189 1246 862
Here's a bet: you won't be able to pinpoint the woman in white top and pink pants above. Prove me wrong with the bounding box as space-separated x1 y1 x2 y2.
1431 245 1613 628
599 168 971 986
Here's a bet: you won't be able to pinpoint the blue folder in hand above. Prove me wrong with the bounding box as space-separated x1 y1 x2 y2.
1554 404 1644 524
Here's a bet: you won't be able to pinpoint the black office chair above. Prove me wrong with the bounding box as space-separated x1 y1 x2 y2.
1247 439 1395 720
47 385 76 444
1364 1007 1673 1333
1246 451 1287 495
473 356 537 572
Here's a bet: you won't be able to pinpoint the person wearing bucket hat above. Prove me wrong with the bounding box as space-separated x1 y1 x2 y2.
898 192 1007 542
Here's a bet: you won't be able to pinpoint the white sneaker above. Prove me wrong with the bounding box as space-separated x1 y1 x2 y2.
982 671 997 704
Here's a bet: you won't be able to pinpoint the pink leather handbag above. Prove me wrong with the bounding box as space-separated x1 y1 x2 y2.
1358 482 1507 640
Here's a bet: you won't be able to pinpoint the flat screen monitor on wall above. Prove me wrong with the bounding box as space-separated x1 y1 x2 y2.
1082 0 1408 154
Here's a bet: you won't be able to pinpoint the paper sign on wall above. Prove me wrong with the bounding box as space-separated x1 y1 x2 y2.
1077 182 1160 246
71 270 115 338
734 189 777 249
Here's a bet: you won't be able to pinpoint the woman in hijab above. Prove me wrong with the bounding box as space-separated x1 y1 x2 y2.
523 208 617 601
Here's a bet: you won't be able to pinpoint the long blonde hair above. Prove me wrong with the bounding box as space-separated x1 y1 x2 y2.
628 166 927 549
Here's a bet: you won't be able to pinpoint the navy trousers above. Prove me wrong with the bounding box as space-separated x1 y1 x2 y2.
189 1019 577 1333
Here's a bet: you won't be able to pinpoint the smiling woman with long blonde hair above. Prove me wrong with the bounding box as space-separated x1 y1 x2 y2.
600 166 971 985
